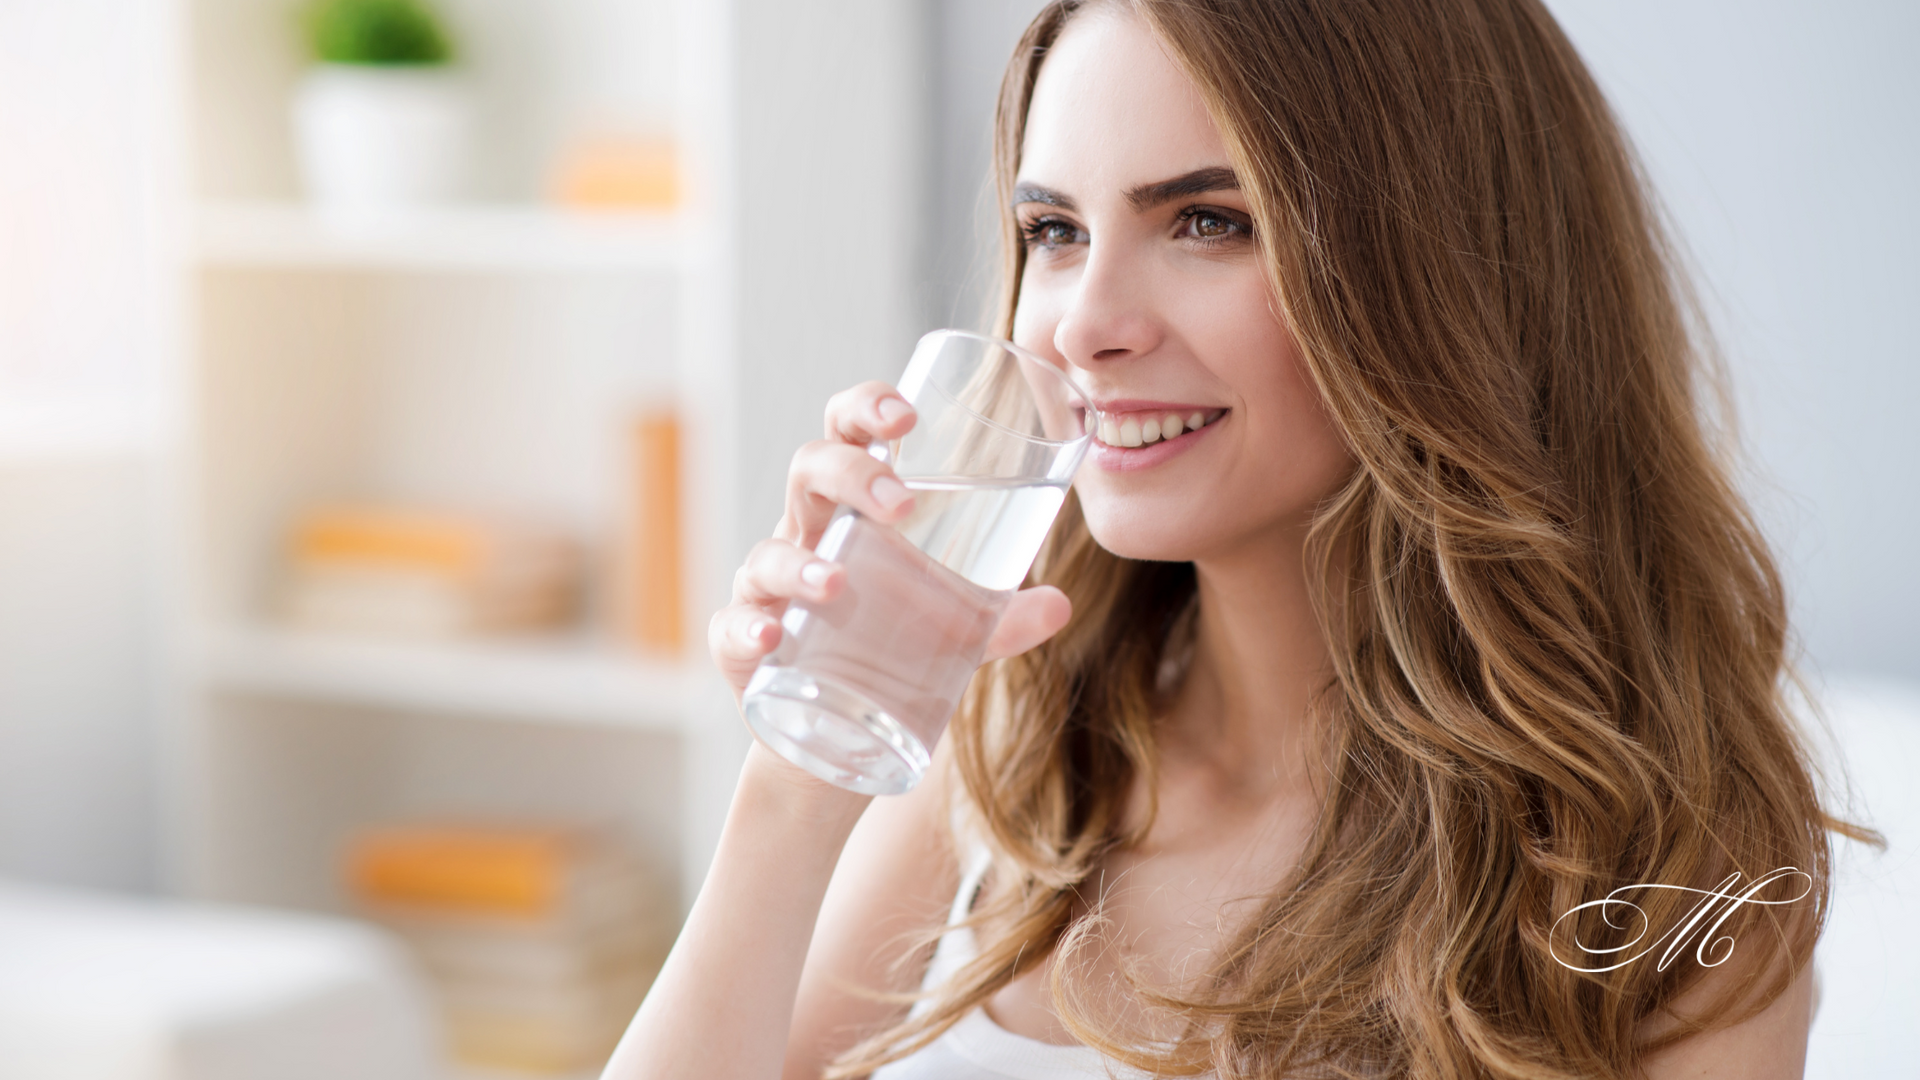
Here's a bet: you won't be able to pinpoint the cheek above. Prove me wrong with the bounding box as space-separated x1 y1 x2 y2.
1188 270 1288 369
1010 274 1065 356
1075 295 1355 562
1216 314 1355 519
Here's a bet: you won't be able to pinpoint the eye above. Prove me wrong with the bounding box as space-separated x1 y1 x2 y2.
1175 206 1252 246
1021 215 1087 250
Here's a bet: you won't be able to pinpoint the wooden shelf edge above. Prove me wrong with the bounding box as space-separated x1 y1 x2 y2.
198 624 700 731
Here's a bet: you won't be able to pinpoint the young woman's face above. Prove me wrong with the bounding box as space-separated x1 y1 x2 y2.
1012 9 1355 563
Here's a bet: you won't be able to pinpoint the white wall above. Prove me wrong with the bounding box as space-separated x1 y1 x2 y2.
928 0 1049 332
730 0 934 542
0 460 162 890
0 0 180 890
930 0 1920 683
921 1 1044 332
1545 0 1920 683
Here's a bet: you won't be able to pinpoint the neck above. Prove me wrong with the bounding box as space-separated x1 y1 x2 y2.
1164 524 1332 791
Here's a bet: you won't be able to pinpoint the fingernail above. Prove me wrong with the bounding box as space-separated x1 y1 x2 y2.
741 617 775 645
800 561 833 588
871 475 912 511
877 397 912 425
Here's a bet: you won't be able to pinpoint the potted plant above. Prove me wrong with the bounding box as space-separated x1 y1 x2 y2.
292 0 471 214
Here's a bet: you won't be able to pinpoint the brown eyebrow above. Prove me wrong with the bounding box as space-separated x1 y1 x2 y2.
1124 166 1239 212
1010 184 1077 212
1010 167 1241 216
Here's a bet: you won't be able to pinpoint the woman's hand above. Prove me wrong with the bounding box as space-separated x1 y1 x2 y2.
609 381 1070 1080
707 379 1075 703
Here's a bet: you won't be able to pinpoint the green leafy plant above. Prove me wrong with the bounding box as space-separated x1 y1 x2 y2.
302 0 454 66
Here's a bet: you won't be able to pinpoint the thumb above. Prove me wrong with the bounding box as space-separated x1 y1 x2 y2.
983 585 1072 662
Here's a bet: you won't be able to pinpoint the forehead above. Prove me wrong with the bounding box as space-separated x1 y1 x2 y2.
1019 9 1229 193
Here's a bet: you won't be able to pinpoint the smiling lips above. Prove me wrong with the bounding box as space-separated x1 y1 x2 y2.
1086 406 1227 448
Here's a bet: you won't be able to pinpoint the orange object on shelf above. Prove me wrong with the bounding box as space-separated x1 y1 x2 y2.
344 823 675 1074
281 506 580 637
628 410 684 652
294 508 487 579
550 136 679 210
347 825 579 919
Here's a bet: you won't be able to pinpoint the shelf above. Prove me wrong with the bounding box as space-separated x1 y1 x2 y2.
195 202 685 273
200 625 700 731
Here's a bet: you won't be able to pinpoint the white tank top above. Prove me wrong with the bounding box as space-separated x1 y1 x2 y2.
868 849 1149 1080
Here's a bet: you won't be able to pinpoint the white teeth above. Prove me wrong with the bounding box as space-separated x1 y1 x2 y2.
1092 409 1219 447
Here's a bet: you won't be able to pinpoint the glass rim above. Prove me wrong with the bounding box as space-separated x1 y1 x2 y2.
906 329 1095 450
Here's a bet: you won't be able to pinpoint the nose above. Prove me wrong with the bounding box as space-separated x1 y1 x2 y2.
1051 242 1163 373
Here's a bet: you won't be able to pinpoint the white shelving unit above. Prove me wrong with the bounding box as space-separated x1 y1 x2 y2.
172 0 743 910
161 0 929 1074
200 624 697 731
165 4 752 1076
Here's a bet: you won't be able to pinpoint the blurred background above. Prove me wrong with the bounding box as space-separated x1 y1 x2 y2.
0 0 1911 1077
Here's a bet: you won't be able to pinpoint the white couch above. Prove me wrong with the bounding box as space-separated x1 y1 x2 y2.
0 883 440 1080
1804 679 1920 1079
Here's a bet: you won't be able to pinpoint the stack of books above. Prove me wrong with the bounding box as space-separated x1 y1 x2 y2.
281 506 581 637
345 824 673 1074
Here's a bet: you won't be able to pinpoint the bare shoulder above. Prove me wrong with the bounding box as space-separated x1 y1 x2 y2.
1637 953 1816 1080
782 744 966 1080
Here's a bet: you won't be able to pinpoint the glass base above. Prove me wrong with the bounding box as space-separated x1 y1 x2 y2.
741 667 932 795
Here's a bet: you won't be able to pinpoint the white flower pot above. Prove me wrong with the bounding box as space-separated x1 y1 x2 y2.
292 65 472 214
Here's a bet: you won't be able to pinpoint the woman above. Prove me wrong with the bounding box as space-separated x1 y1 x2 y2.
609 1 1859 1076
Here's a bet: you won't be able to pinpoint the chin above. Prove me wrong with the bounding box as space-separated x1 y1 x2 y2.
1078 499 1216 563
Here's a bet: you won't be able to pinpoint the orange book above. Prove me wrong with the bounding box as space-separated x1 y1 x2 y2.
295 508 488 580
347 824 675 1074
347 825 584 920
629 411 684 651
283 506 580 636
550 136 679 210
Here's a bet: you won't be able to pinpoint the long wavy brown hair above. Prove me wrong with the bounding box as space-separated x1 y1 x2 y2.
833 1 1865 1076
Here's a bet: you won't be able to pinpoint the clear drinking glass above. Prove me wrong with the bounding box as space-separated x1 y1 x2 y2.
742 330 1095 795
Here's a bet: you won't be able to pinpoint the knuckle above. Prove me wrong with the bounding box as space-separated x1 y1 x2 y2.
745 538 790 573
789 439 846 481
787 440 824 477
792 442 871 493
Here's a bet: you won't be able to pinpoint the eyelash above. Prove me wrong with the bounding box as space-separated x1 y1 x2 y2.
1020 216 1084 249
1174 206 1253 246
1018 207 1253 251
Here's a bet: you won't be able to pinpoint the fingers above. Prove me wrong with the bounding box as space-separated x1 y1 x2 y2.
716 380 924 698
982 585 1073 662
732 538 844 608
778 440 916 546
712 538 847 697
824 381 916 445
713 554 1071 700
709 603 783 698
